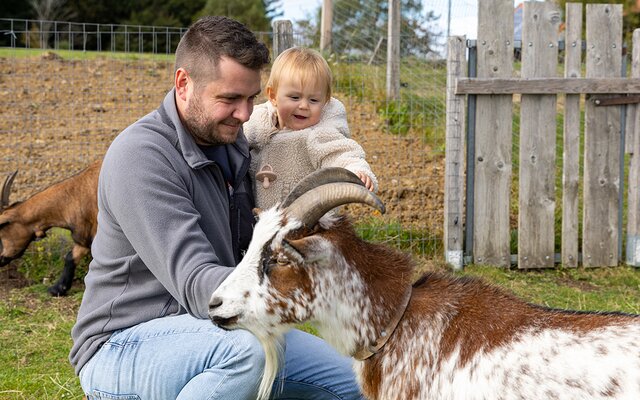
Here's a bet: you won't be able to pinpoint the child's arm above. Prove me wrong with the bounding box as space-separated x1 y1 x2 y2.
242 102 278 150
306 129 378 192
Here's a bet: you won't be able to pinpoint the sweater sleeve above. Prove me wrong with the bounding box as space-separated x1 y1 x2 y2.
243 101 278 151
304 99 379 192
98 134 234 318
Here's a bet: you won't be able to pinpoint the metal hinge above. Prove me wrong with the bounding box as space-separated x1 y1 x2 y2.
593 95 640 106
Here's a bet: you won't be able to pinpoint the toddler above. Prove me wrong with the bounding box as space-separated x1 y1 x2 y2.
244 47 378 209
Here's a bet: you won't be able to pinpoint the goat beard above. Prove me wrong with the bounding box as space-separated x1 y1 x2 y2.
254 331 285 400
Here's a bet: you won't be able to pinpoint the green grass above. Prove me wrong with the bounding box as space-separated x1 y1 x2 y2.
2 227 640 399
0 47 174 62
459 264 640 314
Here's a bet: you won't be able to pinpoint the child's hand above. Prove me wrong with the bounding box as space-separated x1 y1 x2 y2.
356 172 374 191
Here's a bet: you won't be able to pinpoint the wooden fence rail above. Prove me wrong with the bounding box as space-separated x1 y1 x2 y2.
444 1 637 269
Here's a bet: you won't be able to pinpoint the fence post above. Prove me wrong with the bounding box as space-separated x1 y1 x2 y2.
562 3 583 268
272 20 293 59
583 4 622 267
386 0 400 100
627 29 640 266
473 0 513 267
320 0 333 53
445 36 467 270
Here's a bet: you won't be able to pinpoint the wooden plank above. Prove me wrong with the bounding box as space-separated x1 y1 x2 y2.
562 3 582 268
583 4 622 267
627 29 640 266
518 2 560 269
444 36 467 270
456 77 640 94
473 0 513 266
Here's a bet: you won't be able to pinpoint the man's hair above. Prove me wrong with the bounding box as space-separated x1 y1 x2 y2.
266 47 332 102
175 16 270 85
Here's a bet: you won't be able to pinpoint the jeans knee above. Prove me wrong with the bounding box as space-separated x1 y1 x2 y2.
232 330 267 376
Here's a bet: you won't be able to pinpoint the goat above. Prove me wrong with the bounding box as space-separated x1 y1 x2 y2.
209 168 640 400
0 160 100 296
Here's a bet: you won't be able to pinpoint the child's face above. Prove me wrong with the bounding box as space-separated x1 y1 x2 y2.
269 79 327 130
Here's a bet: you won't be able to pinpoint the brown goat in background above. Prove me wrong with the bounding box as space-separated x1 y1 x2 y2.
0 160 100 296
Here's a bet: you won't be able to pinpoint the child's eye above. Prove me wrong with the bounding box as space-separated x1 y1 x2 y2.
310 98 319 103
289 96 299 100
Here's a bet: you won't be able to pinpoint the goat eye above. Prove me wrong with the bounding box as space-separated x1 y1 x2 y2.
277 253 289 265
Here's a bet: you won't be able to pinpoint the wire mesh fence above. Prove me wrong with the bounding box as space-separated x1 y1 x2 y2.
0 3 474 265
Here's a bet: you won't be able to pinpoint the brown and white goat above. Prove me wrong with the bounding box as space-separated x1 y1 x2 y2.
209 168 640 400
0 160 100 296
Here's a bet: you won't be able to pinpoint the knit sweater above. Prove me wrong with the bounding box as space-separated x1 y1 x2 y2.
244 97 378 209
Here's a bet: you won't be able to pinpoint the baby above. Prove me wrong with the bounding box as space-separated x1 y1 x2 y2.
244 47 378 209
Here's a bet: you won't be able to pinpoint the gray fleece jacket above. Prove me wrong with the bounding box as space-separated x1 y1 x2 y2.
244 97 378 209
69 89 255 374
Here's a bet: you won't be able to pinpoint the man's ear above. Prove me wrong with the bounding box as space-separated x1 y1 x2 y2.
175 68 190 101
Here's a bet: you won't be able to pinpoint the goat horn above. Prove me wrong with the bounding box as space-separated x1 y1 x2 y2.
285 181 385 228
280 167 365 209
1 170 17 208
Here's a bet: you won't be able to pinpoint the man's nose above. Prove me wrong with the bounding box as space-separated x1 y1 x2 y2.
234 103 252 122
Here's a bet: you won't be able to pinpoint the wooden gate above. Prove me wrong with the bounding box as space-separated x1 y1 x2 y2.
445 1 640 269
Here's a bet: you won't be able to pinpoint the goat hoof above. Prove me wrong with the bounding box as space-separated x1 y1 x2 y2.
47 284 68 297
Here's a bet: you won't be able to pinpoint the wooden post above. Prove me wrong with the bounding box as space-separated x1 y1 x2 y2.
562 3 582 268
473 0 513 267
320 0 333 53
517 2 560 269
444 36 467 270
627 29 640 266
386 0 400 100
272 20 293 59
583 4 623 267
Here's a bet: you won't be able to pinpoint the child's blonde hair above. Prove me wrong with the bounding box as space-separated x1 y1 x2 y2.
266 47 332 102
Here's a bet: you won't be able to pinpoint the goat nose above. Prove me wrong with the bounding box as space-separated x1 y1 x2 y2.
209 296 223 310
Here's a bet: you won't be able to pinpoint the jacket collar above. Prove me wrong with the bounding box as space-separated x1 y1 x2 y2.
161 89 250 182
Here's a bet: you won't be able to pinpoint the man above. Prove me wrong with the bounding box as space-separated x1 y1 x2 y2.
70 16 363 399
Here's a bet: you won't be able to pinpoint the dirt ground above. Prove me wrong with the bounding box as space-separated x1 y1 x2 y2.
0 51 445 239
0 51 445 232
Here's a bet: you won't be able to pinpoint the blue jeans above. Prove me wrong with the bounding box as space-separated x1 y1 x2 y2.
79 314 364 400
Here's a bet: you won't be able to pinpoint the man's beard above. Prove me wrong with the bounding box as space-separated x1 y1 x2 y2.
184 95 239 146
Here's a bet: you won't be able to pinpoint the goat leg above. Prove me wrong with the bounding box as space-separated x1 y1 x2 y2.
47 250 76 296
47 245 89 296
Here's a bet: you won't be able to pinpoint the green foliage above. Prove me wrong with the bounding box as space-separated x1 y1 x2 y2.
356 218 441 258
196 0 282 31
377 93 444 140
16 228 90 287
125 0 207 27
330 58 446 142
329 0 440 62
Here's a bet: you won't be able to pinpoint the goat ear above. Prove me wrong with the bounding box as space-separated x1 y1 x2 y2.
283 237 314 257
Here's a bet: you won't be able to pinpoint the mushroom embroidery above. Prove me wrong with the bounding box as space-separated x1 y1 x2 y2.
256 164 277 189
